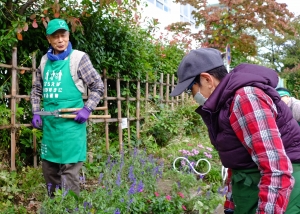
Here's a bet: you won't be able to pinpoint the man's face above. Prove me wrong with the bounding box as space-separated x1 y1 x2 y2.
281 96 290 105
47 30 69 54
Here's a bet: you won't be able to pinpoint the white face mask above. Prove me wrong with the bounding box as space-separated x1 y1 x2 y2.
194 90 207 106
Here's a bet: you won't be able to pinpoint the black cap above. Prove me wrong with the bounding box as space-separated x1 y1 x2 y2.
170 48 224 96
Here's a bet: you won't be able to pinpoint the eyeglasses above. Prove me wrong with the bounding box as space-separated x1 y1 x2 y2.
184 80 196 94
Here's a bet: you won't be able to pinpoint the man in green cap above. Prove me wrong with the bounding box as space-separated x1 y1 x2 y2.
30 19 104 196
276 87 300 125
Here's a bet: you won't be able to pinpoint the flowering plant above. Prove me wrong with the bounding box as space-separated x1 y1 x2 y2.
146 191 188 214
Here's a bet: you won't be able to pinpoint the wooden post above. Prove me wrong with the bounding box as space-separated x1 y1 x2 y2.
126 81 131 147
159 73 163 104
32 51 37 168
166 74 169 108
153 72 157 99
136 74 140 140
116 73 123 153
10 47 17 171
171 74 174 110
145 74 149 112
103 69 109 152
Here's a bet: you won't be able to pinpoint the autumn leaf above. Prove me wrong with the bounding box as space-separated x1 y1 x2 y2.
30 14 36 20
17 33 23 41
23 23 28 31
32 19 38 28
116 0 122 5
42 19 48 28
17 27 23 33
71 25 76 33
54 12 60 18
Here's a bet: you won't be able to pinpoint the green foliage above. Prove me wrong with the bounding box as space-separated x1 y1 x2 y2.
192 192 224 214
280 69 300 99
141 100 207 147
0 171 21 201
0 166 44 209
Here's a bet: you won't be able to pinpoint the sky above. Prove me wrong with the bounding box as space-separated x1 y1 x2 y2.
276 0 300 16
208 0 300 16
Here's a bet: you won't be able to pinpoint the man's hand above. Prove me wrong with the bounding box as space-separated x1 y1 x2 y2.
74 106 91 123
32 114 42 129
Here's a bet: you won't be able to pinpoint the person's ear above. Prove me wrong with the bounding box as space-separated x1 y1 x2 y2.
200 73 214 88
46 36 51 44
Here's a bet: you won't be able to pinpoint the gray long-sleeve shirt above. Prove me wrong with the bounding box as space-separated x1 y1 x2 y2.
287 97 300 122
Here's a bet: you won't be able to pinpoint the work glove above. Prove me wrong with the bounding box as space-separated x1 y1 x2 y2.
32 114 42 129
74 106 91 124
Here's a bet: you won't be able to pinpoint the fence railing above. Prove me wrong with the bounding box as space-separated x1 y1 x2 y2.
0 47 187 170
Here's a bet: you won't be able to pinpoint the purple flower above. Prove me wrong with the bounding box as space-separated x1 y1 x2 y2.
80 176 86 184
47 183 52 196
140 158 145 167
128 181 136 195
136 180 144 192
63 189 69 197
98 173 104 184
116 172 121 186
115 208 121 214
197 187 202 194
83 201 89 209
128 166 135 182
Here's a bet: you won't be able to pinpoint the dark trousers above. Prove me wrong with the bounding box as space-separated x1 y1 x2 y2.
42 160 83 197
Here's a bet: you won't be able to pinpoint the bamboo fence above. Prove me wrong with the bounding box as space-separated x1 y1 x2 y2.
0 47 187 170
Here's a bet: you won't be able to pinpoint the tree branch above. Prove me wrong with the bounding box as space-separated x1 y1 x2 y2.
18 0 37 15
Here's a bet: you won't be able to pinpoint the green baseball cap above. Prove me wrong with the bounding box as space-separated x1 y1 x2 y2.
46 19 69 35
276 87 291 97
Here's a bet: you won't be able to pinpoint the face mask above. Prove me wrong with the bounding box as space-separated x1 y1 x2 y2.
194 90 207 106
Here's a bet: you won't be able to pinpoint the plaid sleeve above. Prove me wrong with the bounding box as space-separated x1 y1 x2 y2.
77 54 104 110
30 66 43 113
229 86 294 213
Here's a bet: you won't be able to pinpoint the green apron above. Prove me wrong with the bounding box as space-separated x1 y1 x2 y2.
41 53 86 164
231 163 300 214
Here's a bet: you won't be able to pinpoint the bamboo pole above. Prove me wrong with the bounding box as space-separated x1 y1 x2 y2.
103 69 109 152
116 73 123 153
153 72 157 98
145 74 148 112
126 81 131 147
160 73 163 104
32 52 37 168
166 74 169 108
10 47 17 171
136 74 140 140
171 74 174 110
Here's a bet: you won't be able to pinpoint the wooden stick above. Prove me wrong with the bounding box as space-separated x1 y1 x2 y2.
59 114 111 119
59 106 108 112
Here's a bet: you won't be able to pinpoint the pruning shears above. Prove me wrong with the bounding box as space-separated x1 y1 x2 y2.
34 106 111 119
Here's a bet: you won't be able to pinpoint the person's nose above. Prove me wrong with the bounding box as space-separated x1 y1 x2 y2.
57 36 64 42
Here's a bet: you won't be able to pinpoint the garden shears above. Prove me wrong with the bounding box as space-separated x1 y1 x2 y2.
34 106 111 119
